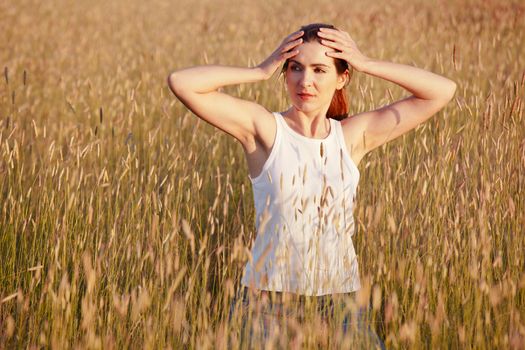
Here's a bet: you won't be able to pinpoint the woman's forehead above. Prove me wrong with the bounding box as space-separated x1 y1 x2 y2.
292 41 337 66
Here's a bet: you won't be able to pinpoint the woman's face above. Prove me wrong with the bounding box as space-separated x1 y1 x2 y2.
285 41 347 114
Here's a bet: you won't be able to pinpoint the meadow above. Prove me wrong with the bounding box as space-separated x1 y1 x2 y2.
1 0 524 348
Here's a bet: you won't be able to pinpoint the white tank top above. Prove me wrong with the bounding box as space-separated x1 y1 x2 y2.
240 111 361 296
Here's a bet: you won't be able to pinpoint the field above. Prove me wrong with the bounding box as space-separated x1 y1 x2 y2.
1 0 524 348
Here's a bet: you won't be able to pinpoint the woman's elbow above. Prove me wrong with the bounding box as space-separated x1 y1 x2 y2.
445 80 457 101
168 71 192 97
435 80 457 103
167 72 181 96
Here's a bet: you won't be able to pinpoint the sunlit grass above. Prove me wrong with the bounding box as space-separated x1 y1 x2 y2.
1 0 524 348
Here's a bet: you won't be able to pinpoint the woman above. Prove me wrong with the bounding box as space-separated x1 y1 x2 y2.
168 23 456 348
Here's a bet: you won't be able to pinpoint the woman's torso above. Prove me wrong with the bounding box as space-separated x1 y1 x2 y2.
240 111 361 296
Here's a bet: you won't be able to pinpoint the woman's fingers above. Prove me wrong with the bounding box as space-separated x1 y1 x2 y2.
325 51 345 59
257 30 304 77
282 49 299 60
321 28 369 72
283 30 304 45
283 33 303 48
317 29 340 41
289 30 304 40
276 30 304 58
320 39 346 52
317 28 356 52
318 27 353 41
282 38 303 53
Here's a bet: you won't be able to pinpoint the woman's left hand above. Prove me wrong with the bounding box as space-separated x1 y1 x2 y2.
317 27 371 72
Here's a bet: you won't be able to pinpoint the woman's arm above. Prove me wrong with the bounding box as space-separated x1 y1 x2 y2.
167 30 303 147
318 27 456 160
348 59 456 157
167 66 268 146
359 59 456 101
168 65 267 95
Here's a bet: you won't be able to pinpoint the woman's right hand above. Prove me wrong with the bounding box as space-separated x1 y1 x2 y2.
256 30 304 79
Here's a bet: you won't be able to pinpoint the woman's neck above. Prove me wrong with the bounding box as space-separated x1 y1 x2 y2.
282 106 331 138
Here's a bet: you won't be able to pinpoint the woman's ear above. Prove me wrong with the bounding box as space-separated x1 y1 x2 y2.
336 70 349 90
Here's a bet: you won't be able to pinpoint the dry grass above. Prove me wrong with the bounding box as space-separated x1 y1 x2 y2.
1 0 524 348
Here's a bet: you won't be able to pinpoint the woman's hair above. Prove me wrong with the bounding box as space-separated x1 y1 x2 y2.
281 23 353 121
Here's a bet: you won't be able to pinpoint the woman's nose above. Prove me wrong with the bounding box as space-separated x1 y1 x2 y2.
299 71 313 87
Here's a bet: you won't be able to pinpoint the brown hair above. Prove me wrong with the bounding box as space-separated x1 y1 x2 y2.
281 23 353 120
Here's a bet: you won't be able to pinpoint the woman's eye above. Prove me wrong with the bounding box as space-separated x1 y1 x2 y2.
290 65 324 73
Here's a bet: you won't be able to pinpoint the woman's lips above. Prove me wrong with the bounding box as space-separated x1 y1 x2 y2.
298 93 315 100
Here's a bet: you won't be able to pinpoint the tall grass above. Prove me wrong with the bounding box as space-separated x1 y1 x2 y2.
1 0 524 348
